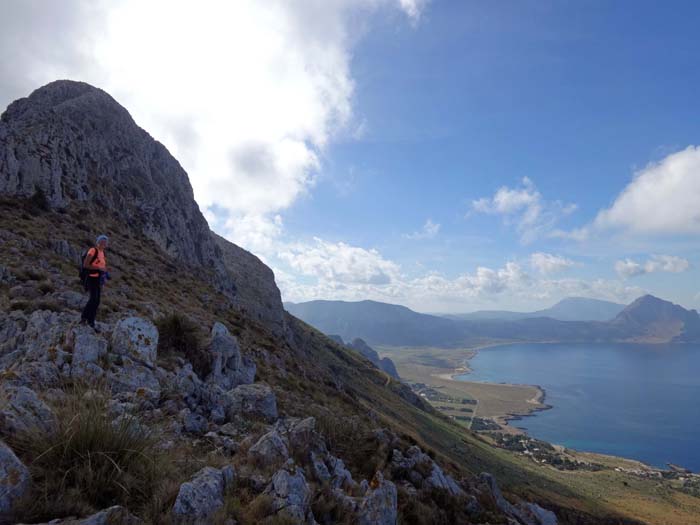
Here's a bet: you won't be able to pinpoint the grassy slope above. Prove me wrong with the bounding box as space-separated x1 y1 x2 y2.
2 200 699 525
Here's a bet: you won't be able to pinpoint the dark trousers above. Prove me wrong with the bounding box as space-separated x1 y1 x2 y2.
81 276 102 326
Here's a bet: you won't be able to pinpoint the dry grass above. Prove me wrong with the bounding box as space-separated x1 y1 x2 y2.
8 387 167 522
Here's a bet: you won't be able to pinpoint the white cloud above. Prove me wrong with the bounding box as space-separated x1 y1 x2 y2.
615 254 690 278
530 252 576 275
278 238 401 286
0 0 429 252
404 219 440 240
594 146 700 235
472 177 577 243
276 242 642 313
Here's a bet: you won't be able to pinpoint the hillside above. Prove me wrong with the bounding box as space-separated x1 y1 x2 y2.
444 297 625 322
1 81 699 525
289 297 700 347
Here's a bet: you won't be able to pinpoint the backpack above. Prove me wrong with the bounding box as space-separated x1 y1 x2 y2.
78 246 100 290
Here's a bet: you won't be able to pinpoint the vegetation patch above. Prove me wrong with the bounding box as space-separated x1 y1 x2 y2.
8 388 166 522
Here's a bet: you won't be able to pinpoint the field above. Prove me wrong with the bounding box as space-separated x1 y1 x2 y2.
378 345 549 429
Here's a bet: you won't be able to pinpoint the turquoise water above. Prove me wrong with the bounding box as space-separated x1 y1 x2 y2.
456 343 700 471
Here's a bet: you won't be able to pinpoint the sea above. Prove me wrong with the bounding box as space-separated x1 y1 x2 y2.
456 343 700 472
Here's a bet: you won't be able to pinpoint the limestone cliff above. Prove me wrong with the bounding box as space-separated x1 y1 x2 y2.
0 80 284 334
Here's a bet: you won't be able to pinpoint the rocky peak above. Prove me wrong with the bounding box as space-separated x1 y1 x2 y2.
0 80 285 333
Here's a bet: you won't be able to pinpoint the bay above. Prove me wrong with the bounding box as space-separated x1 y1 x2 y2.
456 343 700 472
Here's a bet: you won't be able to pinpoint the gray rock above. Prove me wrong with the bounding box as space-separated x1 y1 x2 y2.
263 465 315 524
111 317 158 367
392 446 464 497
478 473 557 525
71 325 108 380
226 383 277 422
28 505 144 524
356 471 397 525
0 385 56 439
182 410 208 435
172 465 234 524
55 290 85 310
249 429 289 466
520 502 558 525
0 439 30 518
206 323 256 390
105 359 160 404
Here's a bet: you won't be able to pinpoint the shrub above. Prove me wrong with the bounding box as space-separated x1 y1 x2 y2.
156 313 210 379
9 389 163 522
24 187 50 213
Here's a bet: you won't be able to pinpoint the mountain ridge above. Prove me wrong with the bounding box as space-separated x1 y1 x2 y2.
287 295 700 347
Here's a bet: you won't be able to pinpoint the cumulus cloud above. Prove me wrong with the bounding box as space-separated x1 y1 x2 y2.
471 177 577 243
276 243 642 312
615 254 690 279
278 238 401 286
404 219 440 240
589 146 700 236
0 0 428 250
529 252 576 275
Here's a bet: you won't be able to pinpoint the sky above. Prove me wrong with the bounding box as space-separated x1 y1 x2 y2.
2 0 700 313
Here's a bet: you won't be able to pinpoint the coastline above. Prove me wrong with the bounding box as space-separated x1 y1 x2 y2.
432 342 553 432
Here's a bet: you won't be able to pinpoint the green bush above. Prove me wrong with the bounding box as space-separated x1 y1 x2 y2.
156 313 210 379
9 389 162 522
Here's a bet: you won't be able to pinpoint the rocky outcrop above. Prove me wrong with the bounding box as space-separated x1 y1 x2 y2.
111 317 158 368
262 464 315 524
0 80 286 333
0 385 56 439
226 383 278 422
0 439 30 520
207 322 255 389
390 446 463 497
348 338 400 379
172 465 235 524
477 473 558 525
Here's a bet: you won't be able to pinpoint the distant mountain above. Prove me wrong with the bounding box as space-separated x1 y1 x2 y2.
285 300 465 346
611 295 700 343
443 297 625 322
286 296 700 347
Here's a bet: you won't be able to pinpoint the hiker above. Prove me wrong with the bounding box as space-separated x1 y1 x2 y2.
80 234 110 331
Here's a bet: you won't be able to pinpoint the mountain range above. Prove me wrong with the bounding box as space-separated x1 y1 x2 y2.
441 297 625 322
286 295 700 347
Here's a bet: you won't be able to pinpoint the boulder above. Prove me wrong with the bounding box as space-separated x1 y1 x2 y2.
111 317 158 367
0 440 30 519
182 410 208 435
356 471 397 525
105 359 161 404
172 465 235 524
71 325 108 380
225 383 277 422
0 385 56 439
263 465 315 524
249 429 289 466
207 322 256 390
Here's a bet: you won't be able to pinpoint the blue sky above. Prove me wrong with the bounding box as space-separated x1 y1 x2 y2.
275 1 700 311
2 1 699 312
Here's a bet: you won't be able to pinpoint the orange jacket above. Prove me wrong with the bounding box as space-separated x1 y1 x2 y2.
85 247 107 278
